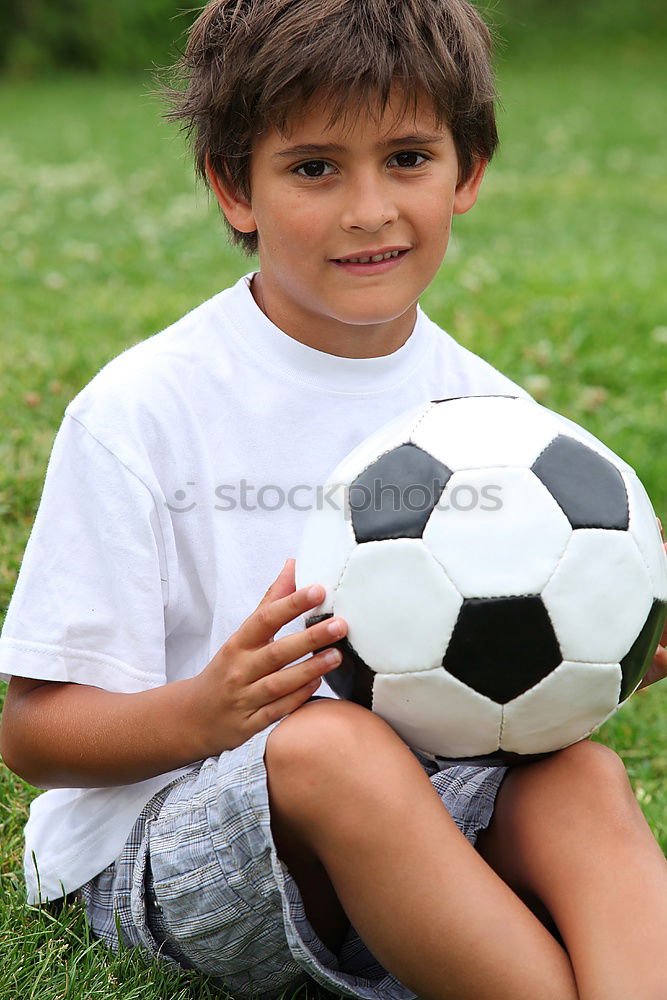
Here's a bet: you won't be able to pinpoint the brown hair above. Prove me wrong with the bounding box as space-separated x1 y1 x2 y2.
161 0 499 257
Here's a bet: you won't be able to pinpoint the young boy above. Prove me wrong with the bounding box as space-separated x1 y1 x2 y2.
1 1 667 998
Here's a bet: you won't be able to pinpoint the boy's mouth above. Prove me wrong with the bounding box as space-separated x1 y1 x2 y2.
332 247 410 264
331 248 410 273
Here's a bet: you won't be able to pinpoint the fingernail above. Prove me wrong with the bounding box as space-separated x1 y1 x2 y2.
324 649 342 665
307 585 323 602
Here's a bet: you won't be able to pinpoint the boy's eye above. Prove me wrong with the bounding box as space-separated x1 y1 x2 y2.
389 151 429 169
293 160 335 178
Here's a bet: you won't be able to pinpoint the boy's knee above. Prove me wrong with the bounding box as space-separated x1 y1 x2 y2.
553 739 629 789
266 698 403 782
264 699 421 827
515 739 637 827
265 699 427 858
560 740 640 812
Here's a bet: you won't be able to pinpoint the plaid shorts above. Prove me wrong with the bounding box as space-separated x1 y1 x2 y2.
79 712 508 1000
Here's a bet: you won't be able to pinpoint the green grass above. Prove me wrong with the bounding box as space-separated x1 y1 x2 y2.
1 39 666 998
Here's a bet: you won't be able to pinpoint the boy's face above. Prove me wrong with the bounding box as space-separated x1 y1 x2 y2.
209 84 486 358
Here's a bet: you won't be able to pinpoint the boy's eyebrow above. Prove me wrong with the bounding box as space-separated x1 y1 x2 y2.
273 133 446 159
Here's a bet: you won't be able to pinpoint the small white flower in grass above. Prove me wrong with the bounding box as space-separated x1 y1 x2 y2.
522 339 553 369
44 272 66 290
523 374 551 401
577 386 609 413
635 783 653 805
63 241 101 262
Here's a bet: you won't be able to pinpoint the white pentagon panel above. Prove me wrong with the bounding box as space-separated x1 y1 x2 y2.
296 484 356 616
625 470 667 600
326 403 429 490
501 660 622 755
334 539 462 674
410 396 560 471
423 467 572 598
542 529 653 662
373 668 502 758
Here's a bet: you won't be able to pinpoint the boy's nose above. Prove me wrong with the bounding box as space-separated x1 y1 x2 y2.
340 176 399 232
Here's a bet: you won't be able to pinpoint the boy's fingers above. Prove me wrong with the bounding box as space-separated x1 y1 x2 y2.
251 559 299 644
258 559 295 606
638 644 667 690
244 559 296 642
245 614 346 682
248 648 342 723
240 580 326 649
250 680 322 732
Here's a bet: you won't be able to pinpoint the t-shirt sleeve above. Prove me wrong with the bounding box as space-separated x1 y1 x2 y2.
0 413 169 692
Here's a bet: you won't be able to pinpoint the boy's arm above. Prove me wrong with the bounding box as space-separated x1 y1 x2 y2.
0 562 345 790
0 674 206 788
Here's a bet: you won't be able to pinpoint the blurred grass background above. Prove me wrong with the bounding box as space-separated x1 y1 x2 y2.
1 1 666 997
1 0 666 74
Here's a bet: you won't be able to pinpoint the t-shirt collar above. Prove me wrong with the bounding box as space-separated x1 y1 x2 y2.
221 271 432 394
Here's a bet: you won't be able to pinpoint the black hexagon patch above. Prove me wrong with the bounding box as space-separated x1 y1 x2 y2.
531 435 629 530
350 444 452 543
442 596 562 704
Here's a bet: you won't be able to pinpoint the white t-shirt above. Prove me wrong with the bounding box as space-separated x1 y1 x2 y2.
0 272 528 903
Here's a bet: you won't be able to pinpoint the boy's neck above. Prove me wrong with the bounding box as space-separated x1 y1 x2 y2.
250 273 418 360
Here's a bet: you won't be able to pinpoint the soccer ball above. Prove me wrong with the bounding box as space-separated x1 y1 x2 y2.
296 395 667 764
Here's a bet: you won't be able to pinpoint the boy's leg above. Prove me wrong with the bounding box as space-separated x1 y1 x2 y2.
266 699 577 1000
476 739 667 1000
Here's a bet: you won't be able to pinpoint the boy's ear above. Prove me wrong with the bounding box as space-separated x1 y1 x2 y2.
453 158 488 216
205 154 257 233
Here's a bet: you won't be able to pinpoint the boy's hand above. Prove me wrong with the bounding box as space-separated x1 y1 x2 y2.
637 519 667 691
1 559 347 788
191 559 347 756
